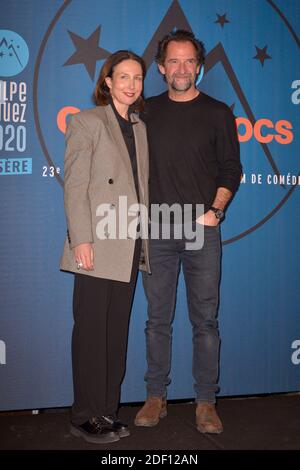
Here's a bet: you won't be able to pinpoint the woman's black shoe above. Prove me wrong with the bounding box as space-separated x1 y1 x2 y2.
101 415 130 438
70 417 120 444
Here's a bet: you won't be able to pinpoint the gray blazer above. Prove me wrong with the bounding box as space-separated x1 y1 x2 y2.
60 104 150 282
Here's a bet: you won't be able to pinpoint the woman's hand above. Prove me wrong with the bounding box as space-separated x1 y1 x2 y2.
74 243 94 271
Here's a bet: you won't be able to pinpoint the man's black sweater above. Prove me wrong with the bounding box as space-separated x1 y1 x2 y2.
144 91 242 218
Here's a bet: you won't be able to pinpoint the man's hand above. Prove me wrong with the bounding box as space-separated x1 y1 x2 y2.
73 243 94 271
196 210 219 227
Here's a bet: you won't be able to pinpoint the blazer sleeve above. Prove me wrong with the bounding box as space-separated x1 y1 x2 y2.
63 113 94 249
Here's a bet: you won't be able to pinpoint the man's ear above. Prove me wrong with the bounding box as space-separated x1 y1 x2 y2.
157 64 166 76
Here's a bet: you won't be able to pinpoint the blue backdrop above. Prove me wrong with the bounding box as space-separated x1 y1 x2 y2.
0 0 299 411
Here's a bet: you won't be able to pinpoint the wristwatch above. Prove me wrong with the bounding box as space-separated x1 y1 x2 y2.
209 206 224 220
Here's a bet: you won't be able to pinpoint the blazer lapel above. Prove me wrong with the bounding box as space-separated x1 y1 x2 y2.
131 114 147 201
103 105 136 194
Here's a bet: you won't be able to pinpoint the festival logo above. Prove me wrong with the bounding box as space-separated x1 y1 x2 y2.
0 30 30 175
0 30 29 77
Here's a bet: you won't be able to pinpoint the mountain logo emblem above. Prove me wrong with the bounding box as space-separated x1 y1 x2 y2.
0 30 29 77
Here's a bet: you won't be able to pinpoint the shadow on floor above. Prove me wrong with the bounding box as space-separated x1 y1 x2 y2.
0 393 299 461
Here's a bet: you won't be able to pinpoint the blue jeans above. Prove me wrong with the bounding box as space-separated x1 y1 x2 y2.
142 223 221 403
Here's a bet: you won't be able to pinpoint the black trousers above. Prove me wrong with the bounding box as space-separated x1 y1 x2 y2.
71 239 141 425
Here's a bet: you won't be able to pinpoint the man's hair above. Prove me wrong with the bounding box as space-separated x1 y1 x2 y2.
155 29 205 66
94 50 146 112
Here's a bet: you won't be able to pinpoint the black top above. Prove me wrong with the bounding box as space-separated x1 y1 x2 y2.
143 91 242 219
111 101 139 201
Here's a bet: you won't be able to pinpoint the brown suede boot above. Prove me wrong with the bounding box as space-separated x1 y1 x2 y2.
134 397 167 427
196 402 223 434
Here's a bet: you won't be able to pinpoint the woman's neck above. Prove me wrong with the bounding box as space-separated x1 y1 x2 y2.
111 98 129 120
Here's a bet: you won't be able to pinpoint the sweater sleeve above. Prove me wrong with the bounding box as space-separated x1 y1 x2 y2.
215 106 242 195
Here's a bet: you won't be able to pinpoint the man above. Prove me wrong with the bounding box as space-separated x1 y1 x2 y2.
135 30 242 434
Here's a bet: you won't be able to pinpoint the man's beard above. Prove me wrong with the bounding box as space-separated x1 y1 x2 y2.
170 74 193 92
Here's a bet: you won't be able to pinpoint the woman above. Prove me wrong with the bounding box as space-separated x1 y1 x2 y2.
60 50 150 444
